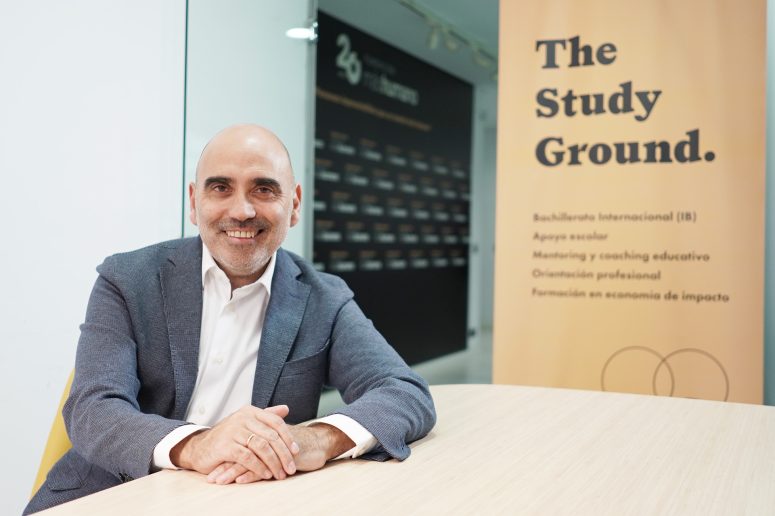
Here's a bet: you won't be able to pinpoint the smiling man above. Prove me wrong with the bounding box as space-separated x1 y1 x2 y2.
25 124 436 514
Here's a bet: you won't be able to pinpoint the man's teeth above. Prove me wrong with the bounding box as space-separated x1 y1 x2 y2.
226 230 257 238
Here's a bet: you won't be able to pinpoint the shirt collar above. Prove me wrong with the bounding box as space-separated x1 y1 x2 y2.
201 242 276 296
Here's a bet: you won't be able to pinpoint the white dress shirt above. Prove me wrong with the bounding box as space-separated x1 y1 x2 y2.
152 244 376 469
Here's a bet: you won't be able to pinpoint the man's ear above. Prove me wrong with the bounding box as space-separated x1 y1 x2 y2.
188 182 198 226
289 183 302 227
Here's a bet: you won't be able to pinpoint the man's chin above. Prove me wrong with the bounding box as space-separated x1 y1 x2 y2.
220 257 270 278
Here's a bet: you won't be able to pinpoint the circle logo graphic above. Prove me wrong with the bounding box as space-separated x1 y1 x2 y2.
601 346 729 401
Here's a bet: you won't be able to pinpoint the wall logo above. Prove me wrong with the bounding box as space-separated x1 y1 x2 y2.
335 32 420 107
336 34 362 85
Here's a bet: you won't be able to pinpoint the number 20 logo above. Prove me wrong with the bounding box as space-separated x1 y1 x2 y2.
336 33 362 85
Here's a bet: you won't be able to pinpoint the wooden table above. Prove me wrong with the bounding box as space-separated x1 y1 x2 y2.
39 384 775 515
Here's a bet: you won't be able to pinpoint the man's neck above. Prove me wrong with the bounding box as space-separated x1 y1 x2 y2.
226 264 268 292
200 242 277 295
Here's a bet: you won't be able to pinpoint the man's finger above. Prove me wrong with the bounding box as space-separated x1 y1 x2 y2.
236 470 261 484
213 463 249 485
227 442 272 481
264 404 289 418
242 426 295 479
252 408 300 457
207 462 233 483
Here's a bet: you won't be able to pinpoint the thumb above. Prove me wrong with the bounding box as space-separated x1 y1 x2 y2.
265 404 290 418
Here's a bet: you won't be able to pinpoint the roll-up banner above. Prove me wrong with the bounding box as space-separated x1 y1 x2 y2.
493 0 765 402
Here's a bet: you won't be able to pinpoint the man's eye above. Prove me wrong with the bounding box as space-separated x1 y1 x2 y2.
256 187 274 195
212 184 228 193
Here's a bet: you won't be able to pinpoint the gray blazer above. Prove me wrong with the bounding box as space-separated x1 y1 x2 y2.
26 237 436 514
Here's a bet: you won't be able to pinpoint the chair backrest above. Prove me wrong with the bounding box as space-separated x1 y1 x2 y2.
31 369 74 498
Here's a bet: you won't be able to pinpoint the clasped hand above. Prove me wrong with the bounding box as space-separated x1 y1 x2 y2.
170 405 349 485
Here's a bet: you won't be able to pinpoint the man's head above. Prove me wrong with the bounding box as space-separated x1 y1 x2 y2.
189 124 301 287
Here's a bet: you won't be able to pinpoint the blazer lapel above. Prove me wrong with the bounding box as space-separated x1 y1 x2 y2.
251 249 311 408
160 237 203 420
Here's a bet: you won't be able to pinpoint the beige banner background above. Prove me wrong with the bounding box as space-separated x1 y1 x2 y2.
493 0 765 402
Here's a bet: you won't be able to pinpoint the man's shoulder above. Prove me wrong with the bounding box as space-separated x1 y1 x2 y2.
98 237 199 277
278 248 353 298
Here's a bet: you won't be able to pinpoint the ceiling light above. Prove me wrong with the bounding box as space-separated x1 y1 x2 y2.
285 21 318 41
427 25 440 50
442 27 459 51
472 47 493 68
397 0 497 81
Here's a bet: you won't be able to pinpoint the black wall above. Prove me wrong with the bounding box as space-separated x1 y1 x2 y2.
314 12 473 364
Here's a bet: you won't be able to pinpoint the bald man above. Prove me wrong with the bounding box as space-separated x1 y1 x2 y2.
25 125 436 514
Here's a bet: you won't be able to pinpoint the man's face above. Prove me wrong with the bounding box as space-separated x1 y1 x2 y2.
189 125 301 285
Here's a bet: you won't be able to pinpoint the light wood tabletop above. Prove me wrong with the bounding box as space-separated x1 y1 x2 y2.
38 384 775 515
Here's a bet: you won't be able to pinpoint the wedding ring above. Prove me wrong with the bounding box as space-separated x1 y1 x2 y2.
246 433 256 448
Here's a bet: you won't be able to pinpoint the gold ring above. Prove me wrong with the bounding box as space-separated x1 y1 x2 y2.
246 433 256 448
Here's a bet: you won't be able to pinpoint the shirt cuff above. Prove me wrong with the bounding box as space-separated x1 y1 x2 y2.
152 424 209 471
303 414 377 460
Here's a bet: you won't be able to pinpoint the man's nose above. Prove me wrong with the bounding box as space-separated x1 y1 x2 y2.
228 196 257 220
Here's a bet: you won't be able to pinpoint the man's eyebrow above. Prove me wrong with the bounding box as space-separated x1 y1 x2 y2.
253 178 282 191
203 176 231 187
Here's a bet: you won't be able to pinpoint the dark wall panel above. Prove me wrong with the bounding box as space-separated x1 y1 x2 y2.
314 11 473 364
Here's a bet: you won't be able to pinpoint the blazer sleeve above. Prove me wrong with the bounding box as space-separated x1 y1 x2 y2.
326 299 437 461
63 272 189 480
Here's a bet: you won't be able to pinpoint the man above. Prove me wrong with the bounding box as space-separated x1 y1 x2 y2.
26 124 436 514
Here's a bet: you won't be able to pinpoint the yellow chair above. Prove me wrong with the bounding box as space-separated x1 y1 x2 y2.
31 369 74 498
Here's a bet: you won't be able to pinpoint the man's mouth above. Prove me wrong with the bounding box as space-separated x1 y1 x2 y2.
225 230 259 238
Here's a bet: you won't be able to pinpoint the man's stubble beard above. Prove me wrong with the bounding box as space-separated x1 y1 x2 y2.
208 218 289 279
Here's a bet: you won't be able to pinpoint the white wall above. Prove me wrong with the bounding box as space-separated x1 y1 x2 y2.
183 0 317 256
0 1 186 513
